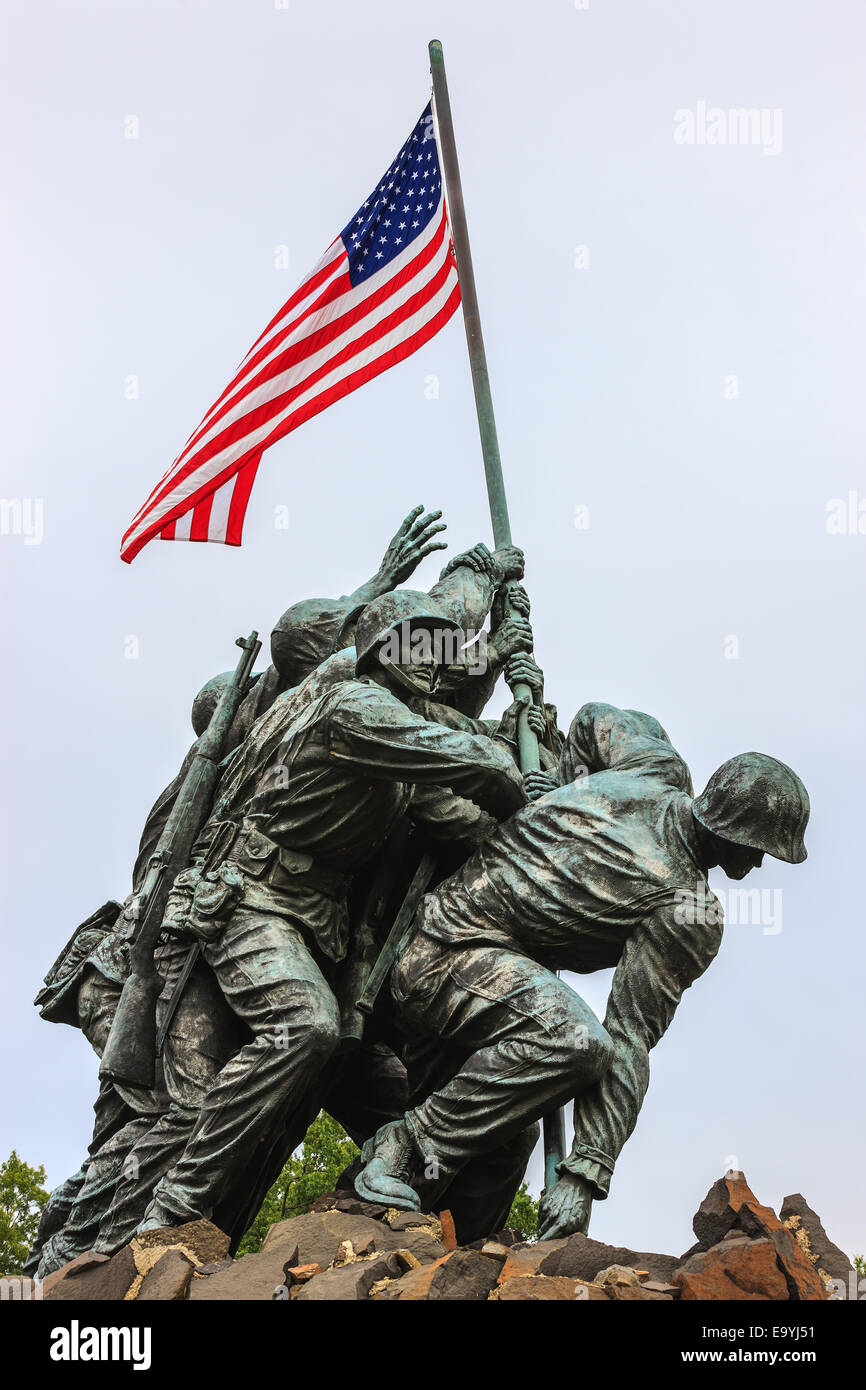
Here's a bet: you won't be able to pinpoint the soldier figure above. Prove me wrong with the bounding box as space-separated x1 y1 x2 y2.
27 506 456 1275
354 701 810 1239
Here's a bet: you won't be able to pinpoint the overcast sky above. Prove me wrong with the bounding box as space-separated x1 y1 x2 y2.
2 0 864 1262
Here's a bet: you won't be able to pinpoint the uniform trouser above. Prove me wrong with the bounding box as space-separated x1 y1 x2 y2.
30 968 169 1279
138 905 342 1231
392 931 614 1183
434 1122 540 1244
38 952 236 1271
88 937 247 1254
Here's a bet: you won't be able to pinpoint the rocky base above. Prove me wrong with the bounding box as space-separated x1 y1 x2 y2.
31 1171 853 1302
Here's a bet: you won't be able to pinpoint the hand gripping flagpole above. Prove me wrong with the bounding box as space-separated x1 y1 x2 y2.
429 39 567 1193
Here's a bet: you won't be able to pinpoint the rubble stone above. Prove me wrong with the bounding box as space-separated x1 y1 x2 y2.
40 1251 110 1297
675 1237 790 1301
780 1193 856 1288
137 1249 194 1301
373 1249 501 1301
295 1254 404 1301
44 1245 138 1302
495 1275 607 1301
130 1218 230 1267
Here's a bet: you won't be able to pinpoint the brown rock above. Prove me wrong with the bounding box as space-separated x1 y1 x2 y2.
295 1254 403 1301
44 1245 138 1302
130 1218 230 1267
605 1284 674 1300
480 1242 511 1265
594 1264 643 1287
780 1193 856 1287
498 1239 568 1283
285 1263 322 1285
40 1251 110 1297
439 1209 458 1250
495 1275 607 1301
193 1259 234 1277
136 1249 194 1301
188 1243 301 1302
535 1232 679 1285
331 1196 390 1219
691 1172 826 1300
384 1209 440 1233
260 1210 444 1269
374 1249 501 1301
675 1237 790 1301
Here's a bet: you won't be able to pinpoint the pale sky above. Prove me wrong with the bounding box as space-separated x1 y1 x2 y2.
2 0 864 1262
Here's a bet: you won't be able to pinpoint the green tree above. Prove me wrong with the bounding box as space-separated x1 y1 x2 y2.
0 1150 50 1275
506 1182 539 1241
237 1113 359 1256
237 1114 542 1256
855 1254 865 1277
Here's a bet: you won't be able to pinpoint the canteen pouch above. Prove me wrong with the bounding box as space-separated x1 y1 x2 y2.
185 862 245 943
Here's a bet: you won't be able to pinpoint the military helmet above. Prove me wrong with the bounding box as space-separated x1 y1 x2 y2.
191 672 233 736
271 598 356 687
354 589 461 677
693 752 809 864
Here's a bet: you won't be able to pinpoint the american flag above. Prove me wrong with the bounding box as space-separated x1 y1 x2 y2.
120 104 460 563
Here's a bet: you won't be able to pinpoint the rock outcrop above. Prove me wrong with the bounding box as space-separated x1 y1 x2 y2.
38 1172 844 1302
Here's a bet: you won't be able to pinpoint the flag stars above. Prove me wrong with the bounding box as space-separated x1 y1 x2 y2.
341 106 442 284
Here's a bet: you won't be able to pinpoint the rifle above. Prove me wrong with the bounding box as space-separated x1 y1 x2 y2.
99 631 261 1089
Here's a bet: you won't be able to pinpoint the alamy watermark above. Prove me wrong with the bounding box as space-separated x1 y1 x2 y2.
674 103 782 156
674 881 783 936
0 497 43 545
378 620 488 675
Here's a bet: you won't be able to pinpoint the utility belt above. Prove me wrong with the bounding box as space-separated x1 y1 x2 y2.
163 818 351 944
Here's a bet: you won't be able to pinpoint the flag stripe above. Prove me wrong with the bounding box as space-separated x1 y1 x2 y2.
125 259 459 561
122 104 460 563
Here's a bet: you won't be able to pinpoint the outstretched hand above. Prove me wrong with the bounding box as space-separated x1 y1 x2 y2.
378 505 447 587
537 1171 595 1240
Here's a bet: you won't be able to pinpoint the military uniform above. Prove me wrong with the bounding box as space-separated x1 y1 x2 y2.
384 703 723 1204
93 558 524 1247
129 669 524 1233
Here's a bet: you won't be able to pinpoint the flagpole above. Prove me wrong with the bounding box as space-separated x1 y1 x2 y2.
429 38 567 1194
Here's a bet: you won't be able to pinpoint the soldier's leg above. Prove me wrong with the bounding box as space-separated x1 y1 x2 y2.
93 943 246 1253
36 1115 156 1277
23 1168 87 1277
357 933 612 1202
27 968 149 1275
435 1123 540 1245
141 906 340 1229
325 1041 408 1146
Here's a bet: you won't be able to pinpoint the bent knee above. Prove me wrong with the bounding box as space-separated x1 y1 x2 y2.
269 984 340 1065
561 1016 614 1086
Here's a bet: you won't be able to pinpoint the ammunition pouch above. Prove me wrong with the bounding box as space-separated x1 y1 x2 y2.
162 819 350 947
165 861 244 944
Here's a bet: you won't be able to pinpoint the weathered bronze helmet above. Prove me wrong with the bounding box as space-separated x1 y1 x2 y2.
693 753 809 863
191 672 232 736
354 589 461 678
270 598 354 686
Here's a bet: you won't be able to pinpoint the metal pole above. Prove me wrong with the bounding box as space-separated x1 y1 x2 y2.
429 38 566 1187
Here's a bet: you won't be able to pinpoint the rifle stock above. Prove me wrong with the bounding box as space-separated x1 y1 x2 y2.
99 631 261 1089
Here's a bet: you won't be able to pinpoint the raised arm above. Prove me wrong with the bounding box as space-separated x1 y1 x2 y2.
345 505 449 607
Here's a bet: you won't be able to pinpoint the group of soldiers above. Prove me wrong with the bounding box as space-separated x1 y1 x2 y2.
27 505 810 1277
